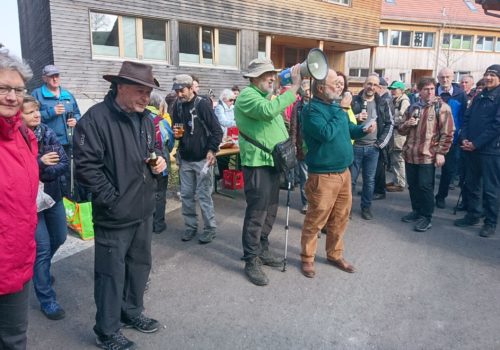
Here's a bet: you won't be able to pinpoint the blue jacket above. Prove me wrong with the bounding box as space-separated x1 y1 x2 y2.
436 83 467 144
36 124 69 203
32 85 81 145
461 85 500 156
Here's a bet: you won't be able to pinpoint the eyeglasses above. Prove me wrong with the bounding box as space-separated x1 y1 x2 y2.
229 99 236 102
0 85 28 97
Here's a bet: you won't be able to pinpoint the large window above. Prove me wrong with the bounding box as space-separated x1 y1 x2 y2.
475 36 494 51
320 0 350 5
179 23 238 68
413 32 434 48
442 34 473 50
349 68 369 78
90 12 168 61
258 34 267 59
496 38 500 52
455 71 471 82
389 30 435 48
379 30 388 46
391 30 412 47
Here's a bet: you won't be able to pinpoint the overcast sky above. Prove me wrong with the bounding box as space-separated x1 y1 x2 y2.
0 0 22 57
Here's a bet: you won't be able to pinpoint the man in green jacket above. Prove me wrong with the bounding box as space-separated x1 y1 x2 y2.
300 69 376 278
234 58 301 286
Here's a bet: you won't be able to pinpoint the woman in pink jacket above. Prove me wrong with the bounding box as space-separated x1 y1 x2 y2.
0 48 38 350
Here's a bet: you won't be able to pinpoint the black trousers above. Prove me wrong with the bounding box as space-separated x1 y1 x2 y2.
153 175 168 232
374 148 386 195
406 163 436 219
93 216 153 337
436 143 459 200
241 166 280 261
0 282 30 350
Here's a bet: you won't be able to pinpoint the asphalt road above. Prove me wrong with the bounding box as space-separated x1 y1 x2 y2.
27 184 500 350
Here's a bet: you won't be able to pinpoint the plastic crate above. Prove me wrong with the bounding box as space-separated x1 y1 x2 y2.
227 126 239 140
223 169 244 190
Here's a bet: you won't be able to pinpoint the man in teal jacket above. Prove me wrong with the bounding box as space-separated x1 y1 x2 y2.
300 69 376 278
235 58 301 286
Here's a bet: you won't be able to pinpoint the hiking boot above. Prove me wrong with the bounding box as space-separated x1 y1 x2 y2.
96 331 136 350
259 250 283 267
454 216 480 227
244 258 269 286
198 230 216 244
414 217 432 232
122 314 160 333
373 193 386 200
386 184 404 192
41 301 65 321
301 261 315 278
301 204 308 214
435 197 445 209
181 230 197 241
479 225 496 238
401 211 421 223
361 207 373 220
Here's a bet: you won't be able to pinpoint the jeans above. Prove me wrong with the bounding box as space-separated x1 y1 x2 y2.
350 145 379 209
406 163 436 219
179 159 217 233
0 282 30 350
33 200 67 307
436 143 459 200
153 175 168 232
298 160 308 206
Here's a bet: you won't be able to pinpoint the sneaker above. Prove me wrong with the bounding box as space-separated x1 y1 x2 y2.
122 314 160 333
259 250 283 267
244 258 269 286
373 193 386 200
361 207 373 220
435 197 445 209
41 301 65 320
479 225 496 238
181 230 197 241
414 217 432 232
198 230 216 244
454 216 480 227
301 204 308 214
96 331 136 350
401 211 421 223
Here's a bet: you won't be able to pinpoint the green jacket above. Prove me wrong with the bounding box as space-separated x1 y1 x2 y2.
302 97 366 173
234 85 296 167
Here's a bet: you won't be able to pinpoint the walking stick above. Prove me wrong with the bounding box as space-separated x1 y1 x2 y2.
453 186 463 215
67 111 75 199
282 170 292 272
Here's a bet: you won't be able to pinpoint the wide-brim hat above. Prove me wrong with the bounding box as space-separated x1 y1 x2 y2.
243 58 281 78
103 61 163 90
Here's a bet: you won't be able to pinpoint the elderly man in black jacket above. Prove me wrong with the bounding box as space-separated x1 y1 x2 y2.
74 61 166 350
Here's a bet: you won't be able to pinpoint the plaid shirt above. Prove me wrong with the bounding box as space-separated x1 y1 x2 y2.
399 100 455 165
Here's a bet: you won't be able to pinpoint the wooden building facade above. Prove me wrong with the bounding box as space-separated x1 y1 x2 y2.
18 0 381 111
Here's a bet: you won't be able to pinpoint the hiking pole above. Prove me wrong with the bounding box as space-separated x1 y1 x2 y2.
282 170 292 272
453 185 463 215
67 112 75 199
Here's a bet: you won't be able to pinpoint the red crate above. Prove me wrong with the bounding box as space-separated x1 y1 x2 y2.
227 126 239 140
223 169 244 190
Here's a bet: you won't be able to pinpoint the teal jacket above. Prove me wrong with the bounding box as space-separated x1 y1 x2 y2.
234 85 295 167
302 97 366 173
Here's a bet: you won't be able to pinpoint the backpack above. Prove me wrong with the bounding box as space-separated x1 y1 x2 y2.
176 95 212 138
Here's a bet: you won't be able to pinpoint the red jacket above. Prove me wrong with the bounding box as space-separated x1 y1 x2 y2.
0 112 39 295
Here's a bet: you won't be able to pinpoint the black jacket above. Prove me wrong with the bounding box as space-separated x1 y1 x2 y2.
74 91 158 228
352 91 394 149
461 85 500 156
172 95 223 162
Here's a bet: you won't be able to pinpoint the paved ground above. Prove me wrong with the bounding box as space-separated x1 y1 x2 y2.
27 184 500 350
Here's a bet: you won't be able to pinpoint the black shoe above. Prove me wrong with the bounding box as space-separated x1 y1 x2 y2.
373 193 386 200
435 197 445 209
122 314 160 333
454 216 480 227
96 331 136 350
361 207 373 220
40 301 65 321
455 201 467 211
198 230 216 244
181 230 197 241
244 258 269 286
479 225 496 238
153 223 167 234
259 250 283 267
414 217 432 232
401 211 422 223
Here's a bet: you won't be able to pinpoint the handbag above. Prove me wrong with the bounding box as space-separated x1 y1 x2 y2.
239 131 297 175
63 197 94 240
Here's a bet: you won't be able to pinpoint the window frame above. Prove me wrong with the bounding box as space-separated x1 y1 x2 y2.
390 30 412 47
319 0 351 6
379 30 388 47
442 33 473 51
413 31 434 49
349 68 369 78
475 36 495 52
496 38 500 52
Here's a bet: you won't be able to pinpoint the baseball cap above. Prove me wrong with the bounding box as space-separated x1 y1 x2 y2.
388 81 406 90
172 74 193 90
42 65 60 76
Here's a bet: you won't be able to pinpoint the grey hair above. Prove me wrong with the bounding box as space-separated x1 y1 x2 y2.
311 78 327 96
0 48 33 82
149 90 164 109
461 74 474 81
219 88 234 101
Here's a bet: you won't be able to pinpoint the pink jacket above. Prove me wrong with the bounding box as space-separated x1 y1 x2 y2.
0 112 39 295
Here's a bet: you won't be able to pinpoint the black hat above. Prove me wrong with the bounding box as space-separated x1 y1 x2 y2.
484 64 500 78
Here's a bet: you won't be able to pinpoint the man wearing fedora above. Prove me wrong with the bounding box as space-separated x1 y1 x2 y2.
234 58 301 286
74 61 166 350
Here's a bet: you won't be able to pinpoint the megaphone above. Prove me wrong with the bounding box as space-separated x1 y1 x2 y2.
278 48 329 86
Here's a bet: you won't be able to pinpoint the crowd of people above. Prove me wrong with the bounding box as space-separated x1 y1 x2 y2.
0 43 499 350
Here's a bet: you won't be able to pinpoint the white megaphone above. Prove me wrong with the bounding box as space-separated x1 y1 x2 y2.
279 48 329 86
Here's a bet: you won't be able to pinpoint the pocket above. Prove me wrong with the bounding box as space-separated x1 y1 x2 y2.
94 237 119 276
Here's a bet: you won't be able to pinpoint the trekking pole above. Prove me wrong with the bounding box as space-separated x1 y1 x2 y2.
67 112 75 199
453 186 463 215
282 170 292 272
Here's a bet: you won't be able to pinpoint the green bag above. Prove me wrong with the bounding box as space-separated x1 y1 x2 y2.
63 197 94 240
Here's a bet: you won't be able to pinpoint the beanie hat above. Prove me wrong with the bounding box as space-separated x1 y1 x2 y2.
484 64 500 78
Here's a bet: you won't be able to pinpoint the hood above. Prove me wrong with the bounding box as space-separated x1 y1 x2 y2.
0 111 22 140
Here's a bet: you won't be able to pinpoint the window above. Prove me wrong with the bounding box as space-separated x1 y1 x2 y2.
391 30 411 47
90 12 169 61
442 34 472 50
379 30 388 46
413 32 434 48
476 36 494 51
179 23 239 68
496 38 500 52
399 73 406 82
320 0 350 5
258 34 267 59
349 68 369 78
455 71 471 82
374 69 385 77
463 0 478 11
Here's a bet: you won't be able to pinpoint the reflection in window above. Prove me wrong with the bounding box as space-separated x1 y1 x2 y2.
379 30 387 46
476 36 494 51
179 23 200 63
202 27 214 64
91 13 119 56
258 34 267 58
123 17 137 58
143 18 166 60
219 29 237 66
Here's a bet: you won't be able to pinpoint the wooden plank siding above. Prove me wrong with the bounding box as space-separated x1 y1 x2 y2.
18 0 381 108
